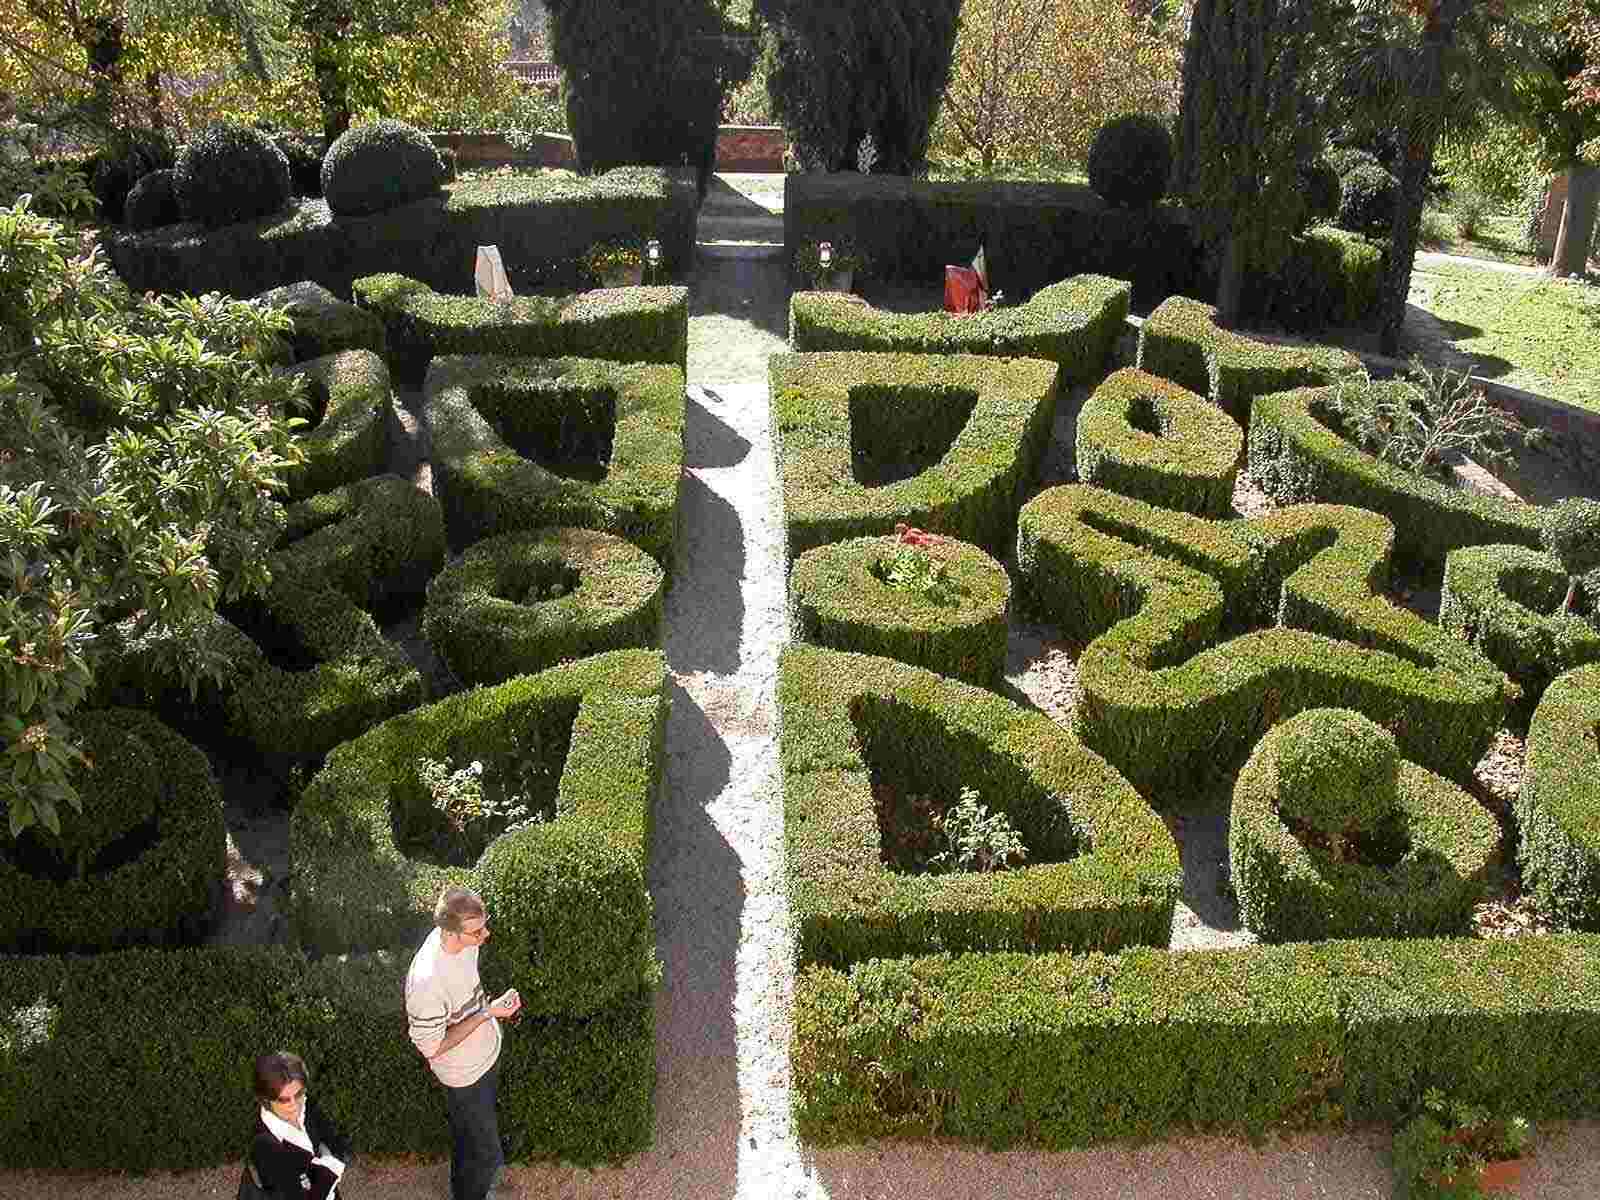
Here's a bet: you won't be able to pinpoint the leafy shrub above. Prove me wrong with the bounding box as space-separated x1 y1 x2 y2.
276 349 391 499
254 281 388 365
321 118 445 217
1297 154 1342 227
270 131 326 196
173 122 292 229
123 169 180 231
1337 160 1399 235
86 128 175 224
1326 145 1381 178
1272 709 1400 845
1516 664 1600 930
1391 1089 1534 1200
1086 113 1172 209
1451 186 1493 240
930 787 1027 873
1542 498 1600 612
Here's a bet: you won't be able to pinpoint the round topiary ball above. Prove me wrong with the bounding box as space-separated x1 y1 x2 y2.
1337 161 1399 235
1542 498 1600 577
124 167 182 230
1297 155 1342 227
321 118 446 217
1087 113 1173 209
174 122 292 229
1274 708 1400 838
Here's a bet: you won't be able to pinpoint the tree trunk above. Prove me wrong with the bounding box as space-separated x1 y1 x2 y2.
1552 164 1600 278
1378 129 1436 356
1216 233 1245 327
1171 0 1213 201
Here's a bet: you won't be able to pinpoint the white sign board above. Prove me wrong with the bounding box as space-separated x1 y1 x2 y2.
474 245 514 302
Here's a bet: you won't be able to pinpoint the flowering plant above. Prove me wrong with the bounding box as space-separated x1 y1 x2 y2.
793 238 868 288
871 523 956 605
584 240 643 278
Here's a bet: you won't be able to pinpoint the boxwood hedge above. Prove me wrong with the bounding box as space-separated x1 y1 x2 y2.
1137 296 1366 425
0 946 653 1170
279 348 390 500
1016 485 1513 796
788 535 1010 687
1074 367 1244 517
1516 664 1600 930
0 709 223 953
779 645 1181 968
773 352 1058 560
352 273 689 384
290 649 667 1021
424 527 664 686
254 281 387 363
424 355 684 565
788 274 1130 388
1230 710 1500 942
1249 385 1548 569
792 935 1600 1148
1440 544 1600 706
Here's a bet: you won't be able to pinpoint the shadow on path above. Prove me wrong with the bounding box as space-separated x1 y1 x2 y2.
666 471 745 675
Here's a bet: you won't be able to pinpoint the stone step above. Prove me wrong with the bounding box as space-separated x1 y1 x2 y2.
697 240 784 259
697 212 784 234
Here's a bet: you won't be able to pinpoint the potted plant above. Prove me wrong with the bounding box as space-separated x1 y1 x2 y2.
794 239 866 293
586 240 644 287
1391 1089 1534 1198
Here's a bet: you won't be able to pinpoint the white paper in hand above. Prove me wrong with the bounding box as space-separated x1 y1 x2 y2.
474 245 514 302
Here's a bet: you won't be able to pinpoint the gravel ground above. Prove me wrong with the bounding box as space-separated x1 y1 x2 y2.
13 205 1600 1200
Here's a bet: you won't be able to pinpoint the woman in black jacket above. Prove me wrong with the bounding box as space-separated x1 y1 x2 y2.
249 1051 353 1199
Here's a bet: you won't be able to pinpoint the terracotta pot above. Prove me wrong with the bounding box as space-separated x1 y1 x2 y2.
600 264 643 287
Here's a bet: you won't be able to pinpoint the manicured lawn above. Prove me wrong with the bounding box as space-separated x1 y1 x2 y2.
1410 263 1600 414
1418 209 1541 268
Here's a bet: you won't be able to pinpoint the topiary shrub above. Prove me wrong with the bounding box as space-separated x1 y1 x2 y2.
321 119 445 217
270 131 326 196
1087 113 1173 209
1297 155 1342 227
1517 664 1600 930
173 122 292 229
1542 498 1600 613
123 168 181 231
1273 709 1401 843
87 128 174 224
1337 161 1399 236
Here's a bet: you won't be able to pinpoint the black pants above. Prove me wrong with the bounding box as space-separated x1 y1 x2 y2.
442 1062 503 1200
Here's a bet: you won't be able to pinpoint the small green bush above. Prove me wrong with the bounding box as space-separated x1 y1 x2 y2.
0 710 222 952
1273 709 1400 838
173 122 292 229
254 281 388 364
321 118 445 217
1338 161 1399 235
1074 367 1243 517
423 355 684 566
1516 664 1600 930
1543 498 1600 609
424 527 664 686
1086 113 1173 209
270 131 325 197
123 168 180 231
278 349 390 500
788 534 1010 687
1297 155 1342 227
1247 226 1384 330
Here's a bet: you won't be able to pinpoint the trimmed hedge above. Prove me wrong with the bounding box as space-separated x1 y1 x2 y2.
425 527 664 686
290 649 667 1015
423 355 684 565
1137 295 1367 425
93 475 444 759
779 644 1181 968
1015 485 1514 797
1074 367 1243 517
1248 384 1548 569
1440 544 1600 706
354 274 689 385
788 274 1130 388
123 167 180 231
321 118 445 217
278 349 390 500
1248 226 1384 331
1516 665 1600 930
1230 710 1499 942
792 935 1600 1148
0 710 223 953
788 535 1010 687
106 166 700 300
0 946 653 1170
173 122 291 229
773 352 1057 560
255 280 388 364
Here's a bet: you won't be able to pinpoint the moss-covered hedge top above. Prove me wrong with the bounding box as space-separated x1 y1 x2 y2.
788 274 1131 386
779 644 1181 968
1016 484 1514 795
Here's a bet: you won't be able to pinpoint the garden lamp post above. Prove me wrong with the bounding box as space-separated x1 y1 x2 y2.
646 239 661 282
819 241 832 271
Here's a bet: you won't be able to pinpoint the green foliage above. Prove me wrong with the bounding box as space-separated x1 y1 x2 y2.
1337 160 1399 235
270 131 327 197
1391 1089 1534 1200
930 786 1027 873
772 352 1058 560
1297 154 1342 227
1542 498 1600 579
414 752 550 866
276 349 391 500
757 0 964 174
123 168 180 231
788 533 1010 686
1086 113 1172 208
1272 708 1400 839
174 122 292 229
321 118 446 217
1516 664 1600 930
779 644 1181 967
254 281 389 365
424 527 665 686
0 710 222 952
1073 367 1243 517
0 123 96 219
792 238 869 286
0 200 304 836
421 355 685 565
1248 225 1386 330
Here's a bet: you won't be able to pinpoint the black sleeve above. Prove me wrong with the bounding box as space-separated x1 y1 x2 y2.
252 1130 340 1200
308 1099 354 1163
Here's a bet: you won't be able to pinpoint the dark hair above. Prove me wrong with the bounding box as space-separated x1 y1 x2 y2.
254 1051 309 1105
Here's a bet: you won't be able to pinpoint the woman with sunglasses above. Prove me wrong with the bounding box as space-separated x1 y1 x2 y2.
246 1051 353 1199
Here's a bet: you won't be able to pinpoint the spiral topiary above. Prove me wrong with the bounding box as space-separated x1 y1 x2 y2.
1274 708 1400 840
173 122 292 229
1086 113 1172 209
1297 155 1342 228
1337 161 1398 235
123 168 181 231
321 118 446 217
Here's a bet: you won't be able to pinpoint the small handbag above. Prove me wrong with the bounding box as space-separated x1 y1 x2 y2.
237 1159 274 1200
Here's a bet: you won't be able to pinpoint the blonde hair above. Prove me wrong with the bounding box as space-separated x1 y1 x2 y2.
433 886 485 933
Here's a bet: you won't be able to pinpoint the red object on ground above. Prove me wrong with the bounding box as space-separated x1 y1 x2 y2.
944 266 985 314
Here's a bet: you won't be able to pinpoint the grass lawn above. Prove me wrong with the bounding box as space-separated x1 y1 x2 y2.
1408 263 1600 413
1418 209 1541 267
